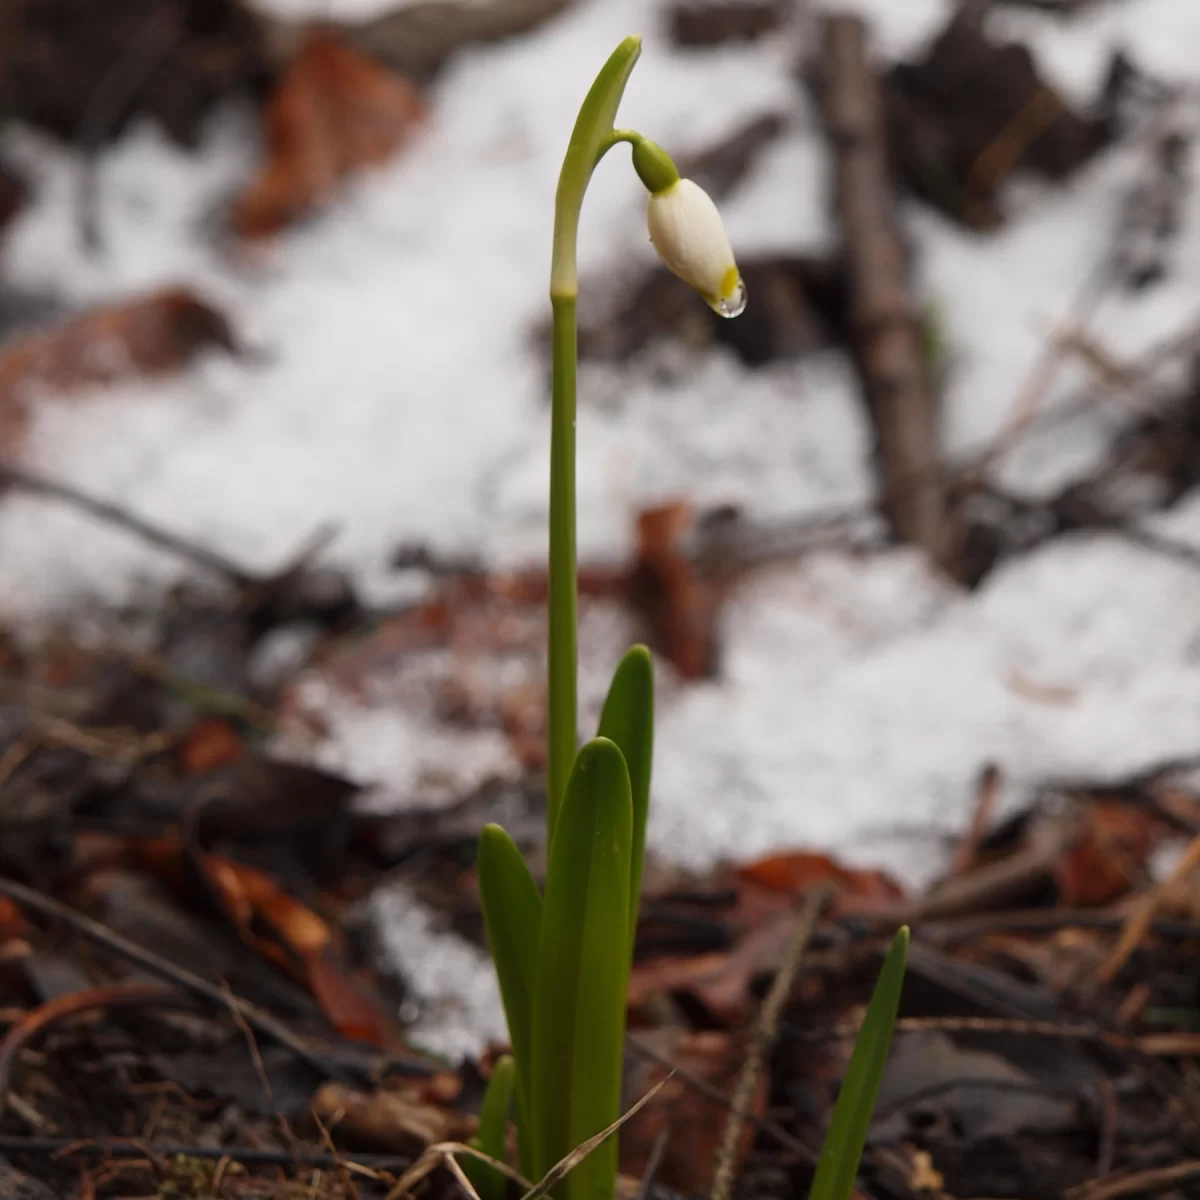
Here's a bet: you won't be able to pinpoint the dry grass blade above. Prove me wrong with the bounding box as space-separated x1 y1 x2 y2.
444 1149 486 1200
384 1142 532 1200
1099 831 1200 982
1066 1160 1200 1200
710 885 830 1200
519 1076 672 1200
626 1034 813 1162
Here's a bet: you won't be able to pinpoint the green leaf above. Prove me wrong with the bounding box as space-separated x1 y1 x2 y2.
596 644 654 940
530 738 632 1200
478 824 543 1174
464 1054 517 1200
809 927 909 1200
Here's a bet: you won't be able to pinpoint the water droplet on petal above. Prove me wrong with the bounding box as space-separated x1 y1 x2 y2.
711 276 747 319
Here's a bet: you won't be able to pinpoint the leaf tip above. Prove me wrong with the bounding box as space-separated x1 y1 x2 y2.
621 643 654 675
478 823 517 858
576 735 625 769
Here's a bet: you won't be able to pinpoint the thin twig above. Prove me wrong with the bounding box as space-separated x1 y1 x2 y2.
1116 523 1200 574
0 1133 409 1170
222 978 298 1152
951 763 1001 875
0 875 364 1083
625 1035 814 1163
1066 1159 1200 1200
884 1015 1200 1061
28 712 173 765
716 309 1200 575
1095 1078 1118 1178
74 5 183 252
963 268 1111 486
1100 831 1200 982
888 1015 1132 1050
915 905 1200 946
0 458 252 586
0 984 178 1108
965 86 1064 208
710 885 830 1200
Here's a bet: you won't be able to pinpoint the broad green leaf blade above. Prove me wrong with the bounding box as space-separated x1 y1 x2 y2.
464 1054 517 1200
531 738 632 1200
478 823 543 1174
596 644 654 940
809 927 909 1200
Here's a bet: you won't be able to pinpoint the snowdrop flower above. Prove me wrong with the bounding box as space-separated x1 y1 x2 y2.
633 137 746 317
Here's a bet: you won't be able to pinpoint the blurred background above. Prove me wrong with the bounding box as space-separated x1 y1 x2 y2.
4 1 1200 1195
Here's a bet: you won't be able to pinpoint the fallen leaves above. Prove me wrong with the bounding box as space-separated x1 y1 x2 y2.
876 1029 1078 1143
200 854 395 1044
84 824 398 1046
1054 800 1166 908
312 1080 476 1155
233 29 425 239
885 11 1112 229
177 716 245 775
0 0 270 149
629 914 794 1026
737 851 905 916
629 851 905 1024
0 287 236 452
1100 830 1200 982
629 502 721 681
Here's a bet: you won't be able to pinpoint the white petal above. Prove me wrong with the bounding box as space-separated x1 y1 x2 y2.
646 179 738 301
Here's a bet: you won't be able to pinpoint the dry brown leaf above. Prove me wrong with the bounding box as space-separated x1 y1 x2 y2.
628 501 721 680
630 849 905 1021
0 287 235 452
628 911 795 1026
1054 800 1166 907
737 849 905 916
201 854 395 1043
234 29 425 239
312 1081 476 1155
177 716 245 775
0 897 27 940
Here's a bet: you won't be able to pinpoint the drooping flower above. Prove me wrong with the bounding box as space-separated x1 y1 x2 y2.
645 177 746 317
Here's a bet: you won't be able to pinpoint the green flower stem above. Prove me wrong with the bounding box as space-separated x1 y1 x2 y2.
546 35 642 843
595 128 639 162
547 292 578 856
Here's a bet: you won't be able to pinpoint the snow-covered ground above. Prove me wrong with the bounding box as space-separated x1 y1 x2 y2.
2 0 1200 1056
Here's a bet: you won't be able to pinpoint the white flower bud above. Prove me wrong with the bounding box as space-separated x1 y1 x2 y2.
646 178 746 317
